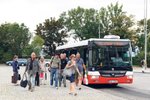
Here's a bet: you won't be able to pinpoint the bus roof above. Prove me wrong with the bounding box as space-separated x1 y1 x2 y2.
56 38 130 50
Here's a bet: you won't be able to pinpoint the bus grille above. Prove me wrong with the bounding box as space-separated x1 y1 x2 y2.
100 71 126 77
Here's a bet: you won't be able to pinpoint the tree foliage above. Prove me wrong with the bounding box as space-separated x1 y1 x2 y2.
35 17 68 55
100 3 136 40
22 35 44 57
60 7 99 40
60 2 136 42
136 19 150 51
0 23 31 62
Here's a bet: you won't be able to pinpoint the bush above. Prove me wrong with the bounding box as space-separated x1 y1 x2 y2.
2 53 13 63
133 51 150 67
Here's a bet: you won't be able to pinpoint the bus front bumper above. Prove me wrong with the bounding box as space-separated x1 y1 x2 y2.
87 75 133 84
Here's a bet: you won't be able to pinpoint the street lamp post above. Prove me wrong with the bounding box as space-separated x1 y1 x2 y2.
144 0 148 69
98 13 101 38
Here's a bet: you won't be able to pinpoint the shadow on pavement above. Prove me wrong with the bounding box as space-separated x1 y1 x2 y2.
86 84 122 89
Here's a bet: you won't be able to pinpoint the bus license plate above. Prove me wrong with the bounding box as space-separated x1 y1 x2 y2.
108 80 118 83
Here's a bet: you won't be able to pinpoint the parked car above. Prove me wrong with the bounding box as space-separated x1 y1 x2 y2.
6 58 27 66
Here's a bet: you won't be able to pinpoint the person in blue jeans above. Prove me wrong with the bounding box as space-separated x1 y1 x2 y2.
49 53 61 89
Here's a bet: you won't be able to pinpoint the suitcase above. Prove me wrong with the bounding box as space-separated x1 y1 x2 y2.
11 74 17 83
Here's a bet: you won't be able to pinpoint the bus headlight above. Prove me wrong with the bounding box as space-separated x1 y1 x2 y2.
91 75 99 79
126 71 133 79
127 75 133 79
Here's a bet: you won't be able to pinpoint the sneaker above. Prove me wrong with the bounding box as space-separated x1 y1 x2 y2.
142 71 145 73
56 87 58 89
74 93 77 96
30 88 34 92
69 93 73 95
28 85 31 91
64 84 66 87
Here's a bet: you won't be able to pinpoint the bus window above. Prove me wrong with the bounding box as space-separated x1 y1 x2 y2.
92 44 132 69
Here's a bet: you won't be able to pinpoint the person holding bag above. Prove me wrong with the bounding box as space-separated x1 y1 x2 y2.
25 52 40 92
75 52 86 90
11 55 19 85
65 54 81 96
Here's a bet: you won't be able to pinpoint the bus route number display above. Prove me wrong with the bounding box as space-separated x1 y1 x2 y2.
95 41 129 46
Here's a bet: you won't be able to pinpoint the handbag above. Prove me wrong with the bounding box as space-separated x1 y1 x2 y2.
83 74 88 85
63 67 72 77
20 73 28 88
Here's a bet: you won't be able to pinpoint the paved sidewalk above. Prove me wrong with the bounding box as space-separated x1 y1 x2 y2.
0 66 126 100
133 66 150 73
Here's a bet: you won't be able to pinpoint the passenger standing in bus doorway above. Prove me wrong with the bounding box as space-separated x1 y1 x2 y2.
141 59 146 73
75 52 86 90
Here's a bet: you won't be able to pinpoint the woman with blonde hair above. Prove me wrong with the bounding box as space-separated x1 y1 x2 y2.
39 56 46 85
65 54 81 96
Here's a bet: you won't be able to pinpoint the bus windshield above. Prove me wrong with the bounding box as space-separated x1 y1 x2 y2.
92 42 132 70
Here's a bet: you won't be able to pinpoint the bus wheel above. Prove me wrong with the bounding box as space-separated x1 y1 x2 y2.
111 84 118 87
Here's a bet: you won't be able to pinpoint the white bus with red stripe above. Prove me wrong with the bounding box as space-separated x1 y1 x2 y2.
56 37 133 85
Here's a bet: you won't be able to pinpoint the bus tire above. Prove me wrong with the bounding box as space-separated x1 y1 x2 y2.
111 83 118 87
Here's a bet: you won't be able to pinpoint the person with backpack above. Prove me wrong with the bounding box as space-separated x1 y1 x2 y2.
49 53 61 89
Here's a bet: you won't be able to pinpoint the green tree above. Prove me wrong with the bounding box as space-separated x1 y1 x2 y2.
99 3 136 40
60 7 99 40
31 35 44 56
137 19 150 51
22 35 44 57
60 3 136 41
0 22 31 62
35 17 68 55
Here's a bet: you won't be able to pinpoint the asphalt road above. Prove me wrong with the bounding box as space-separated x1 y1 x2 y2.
88 72 150 100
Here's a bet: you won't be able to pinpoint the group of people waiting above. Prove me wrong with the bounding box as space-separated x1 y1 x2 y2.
12 52 86 96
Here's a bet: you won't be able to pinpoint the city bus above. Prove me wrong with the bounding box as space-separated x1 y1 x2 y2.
56 36 133 85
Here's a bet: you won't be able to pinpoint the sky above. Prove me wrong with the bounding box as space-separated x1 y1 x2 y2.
0 0 150 33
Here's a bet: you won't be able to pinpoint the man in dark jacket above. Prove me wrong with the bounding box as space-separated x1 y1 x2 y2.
25 52 40 92
59 53 68 87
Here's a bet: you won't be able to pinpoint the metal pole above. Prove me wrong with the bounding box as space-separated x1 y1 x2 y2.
98 14 100 38
144 0 148 68
99 22 100 38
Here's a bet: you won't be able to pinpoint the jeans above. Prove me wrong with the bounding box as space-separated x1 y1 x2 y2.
28 74 36 89
50 68 59 87
59 69 66 87
35 72 40 86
